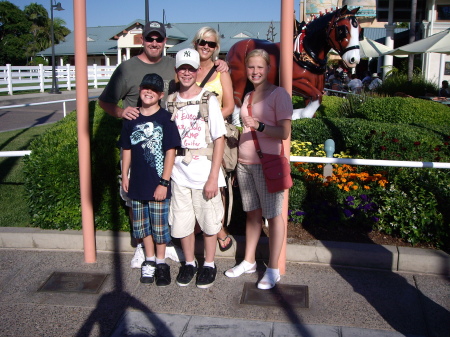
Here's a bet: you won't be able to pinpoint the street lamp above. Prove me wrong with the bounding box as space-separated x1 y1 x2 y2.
49 1 64 94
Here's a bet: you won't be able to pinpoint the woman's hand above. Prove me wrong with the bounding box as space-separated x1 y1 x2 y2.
242 115 259 130
214 59 229 73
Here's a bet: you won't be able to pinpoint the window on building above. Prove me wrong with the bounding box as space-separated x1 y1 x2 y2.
437 5 450 20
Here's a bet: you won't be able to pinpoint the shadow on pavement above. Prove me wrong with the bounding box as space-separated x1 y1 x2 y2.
75 110 175 337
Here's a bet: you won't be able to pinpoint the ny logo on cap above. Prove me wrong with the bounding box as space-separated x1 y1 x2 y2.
184 51 191 58
150 22 161 28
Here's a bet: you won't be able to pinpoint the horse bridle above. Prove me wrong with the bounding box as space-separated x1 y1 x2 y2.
326 13 361 57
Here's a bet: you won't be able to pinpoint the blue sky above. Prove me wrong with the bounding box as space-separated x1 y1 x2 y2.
11 0 301 31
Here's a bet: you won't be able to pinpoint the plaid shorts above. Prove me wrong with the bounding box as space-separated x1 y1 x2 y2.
236 162 284 219
131 199 171 244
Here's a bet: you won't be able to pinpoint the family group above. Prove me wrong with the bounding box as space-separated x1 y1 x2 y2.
98 21 293 290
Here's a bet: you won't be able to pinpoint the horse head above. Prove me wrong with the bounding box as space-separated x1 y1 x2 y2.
326 6 362 68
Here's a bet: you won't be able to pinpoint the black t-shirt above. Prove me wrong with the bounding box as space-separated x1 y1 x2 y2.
120 108 181 200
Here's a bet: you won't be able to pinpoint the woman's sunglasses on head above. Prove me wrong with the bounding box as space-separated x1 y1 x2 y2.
196 39 217 48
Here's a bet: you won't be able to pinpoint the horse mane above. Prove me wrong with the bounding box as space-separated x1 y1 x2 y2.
304 11 337 35
293 7 354 74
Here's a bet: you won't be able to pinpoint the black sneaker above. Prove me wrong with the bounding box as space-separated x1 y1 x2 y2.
196 265 217 289
155 263 171 287
176 262 197 286
140 261 156 284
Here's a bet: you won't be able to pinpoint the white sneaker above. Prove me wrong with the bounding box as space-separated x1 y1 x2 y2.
131 244 145 269
225 261 257 278
165 242 185 262
257 268 280 290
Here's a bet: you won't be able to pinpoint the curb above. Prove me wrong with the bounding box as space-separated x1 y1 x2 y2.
0 227 448 276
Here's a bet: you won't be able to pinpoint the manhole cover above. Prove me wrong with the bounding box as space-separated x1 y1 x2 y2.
240 282 309 308
38 272 108 294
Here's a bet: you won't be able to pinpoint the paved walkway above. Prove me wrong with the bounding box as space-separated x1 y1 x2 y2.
0 228 448 337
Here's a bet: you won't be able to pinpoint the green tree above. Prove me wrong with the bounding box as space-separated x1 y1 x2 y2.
0 1 33 65
0 1 70 65
24 2 70 63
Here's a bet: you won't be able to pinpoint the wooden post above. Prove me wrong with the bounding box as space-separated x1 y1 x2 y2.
74 0 96 263
279 0 294 275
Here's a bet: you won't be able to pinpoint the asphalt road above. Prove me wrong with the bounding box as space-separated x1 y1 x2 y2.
0 89 103 133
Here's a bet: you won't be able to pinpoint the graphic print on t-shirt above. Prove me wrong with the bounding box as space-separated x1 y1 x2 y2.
176 111 205 149
130 122 164 176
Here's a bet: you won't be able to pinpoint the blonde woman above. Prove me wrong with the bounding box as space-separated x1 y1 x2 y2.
192 27 235 252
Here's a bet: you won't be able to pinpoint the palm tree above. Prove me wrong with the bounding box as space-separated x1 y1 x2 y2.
23 2 70 61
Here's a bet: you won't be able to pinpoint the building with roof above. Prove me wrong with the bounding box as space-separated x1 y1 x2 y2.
39 20 282 66
39 19 409 68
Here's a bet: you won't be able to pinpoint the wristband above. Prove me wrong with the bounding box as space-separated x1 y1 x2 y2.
257 122 265 132
159 178 170 187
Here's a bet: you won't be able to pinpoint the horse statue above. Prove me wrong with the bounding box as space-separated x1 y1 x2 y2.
226 5 362 119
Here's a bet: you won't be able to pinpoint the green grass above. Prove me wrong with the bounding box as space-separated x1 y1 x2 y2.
0 124 53 227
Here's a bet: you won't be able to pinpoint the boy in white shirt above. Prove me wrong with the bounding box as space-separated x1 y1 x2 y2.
168 48 226 288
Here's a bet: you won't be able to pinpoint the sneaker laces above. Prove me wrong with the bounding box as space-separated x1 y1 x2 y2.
198 266 212 282
142 264 155 278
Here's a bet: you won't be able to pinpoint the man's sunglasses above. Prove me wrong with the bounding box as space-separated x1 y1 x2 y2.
144 36 165 43
196 39 217 48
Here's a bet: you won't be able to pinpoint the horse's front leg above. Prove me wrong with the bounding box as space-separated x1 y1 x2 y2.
292 79 323 119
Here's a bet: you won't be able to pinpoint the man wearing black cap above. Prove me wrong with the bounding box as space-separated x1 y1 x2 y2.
99 21 175 118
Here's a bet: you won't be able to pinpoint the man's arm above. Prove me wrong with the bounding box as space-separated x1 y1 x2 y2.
98 100 140 120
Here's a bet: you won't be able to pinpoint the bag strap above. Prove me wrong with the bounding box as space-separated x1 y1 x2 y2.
247 92 284 159
199 65 218 88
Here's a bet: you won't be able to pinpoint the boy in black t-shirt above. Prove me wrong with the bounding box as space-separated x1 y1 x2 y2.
120 73 181 286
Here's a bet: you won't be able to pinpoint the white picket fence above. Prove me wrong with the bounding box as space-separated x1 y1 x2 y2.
0 64 116 95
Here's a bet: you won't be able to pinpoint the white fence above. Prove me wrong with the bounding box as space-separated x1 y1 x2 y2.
0 64 116 95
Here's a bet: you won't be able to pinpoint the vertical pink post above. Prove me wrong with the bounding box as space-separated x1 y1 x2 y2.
279 0 294 275
74 0 96 263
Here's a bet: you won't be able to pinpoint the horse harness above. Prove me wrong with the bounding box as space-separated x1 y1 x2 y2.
326 13 361 57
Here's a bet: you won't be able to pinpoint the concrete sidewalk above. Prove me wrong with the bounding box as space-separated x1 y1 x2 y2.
0 228 448 337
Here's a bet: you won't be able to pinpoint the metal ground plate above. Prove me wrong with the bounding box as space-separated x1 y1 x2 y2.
240 282 309 308
38 272 109 294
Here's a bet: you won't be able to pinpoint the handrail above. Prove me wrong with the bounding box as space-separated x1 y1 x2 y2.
3 151 450 169
291 156 450 169
0 151 31 157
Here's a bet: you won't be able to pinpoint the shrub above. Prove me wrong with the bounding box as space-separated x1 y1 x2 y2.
292 118 449 162
23 101 129 231
376 72 438 97
354 97 450 130
293 95 344 118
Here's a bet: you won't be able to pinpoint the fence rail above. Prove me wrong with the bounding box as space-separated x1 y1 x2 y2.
0 64 115 95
